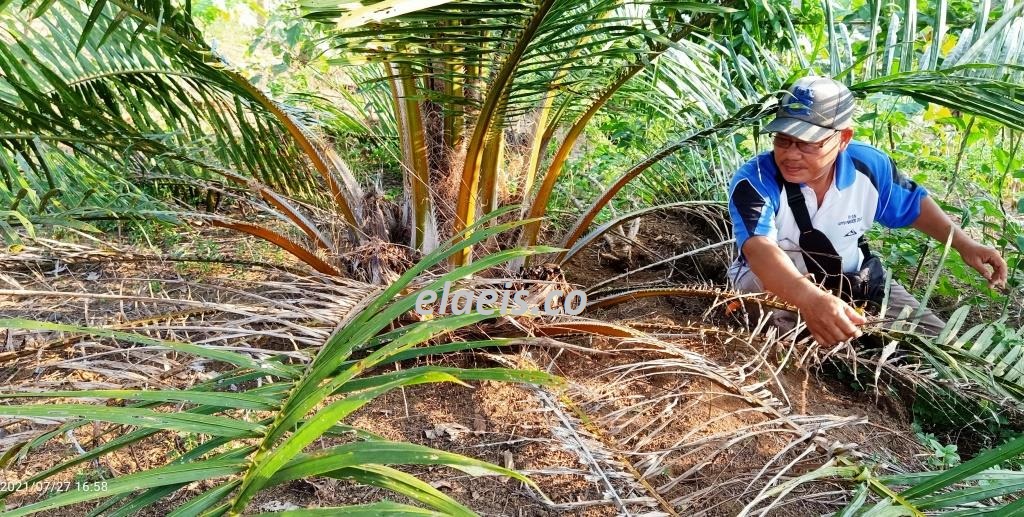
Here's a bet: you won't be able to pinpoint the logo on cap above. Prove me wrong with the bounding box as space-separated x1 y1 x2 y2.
783 85 814 116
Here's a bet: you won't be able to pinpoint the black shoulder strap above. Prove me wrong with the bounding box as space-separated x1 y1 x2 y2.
782 180 814 234
783 180 840 284
783 179 874 273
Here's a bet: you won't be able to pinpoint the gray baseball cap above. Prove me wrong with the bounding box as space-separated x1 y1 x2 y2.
762 76 855 142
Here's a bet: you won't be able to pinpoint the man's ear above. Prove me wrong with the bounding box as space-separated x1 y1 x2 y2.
838 128 854 150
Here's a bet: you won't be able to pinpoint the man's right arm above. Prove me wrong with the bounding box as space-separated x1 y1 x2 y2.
742 236 866 345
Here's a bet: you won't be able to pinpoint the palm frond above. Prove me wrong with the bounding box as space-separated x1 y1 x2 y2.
839 434 1024 514
1 0 365 269
0 222 563 515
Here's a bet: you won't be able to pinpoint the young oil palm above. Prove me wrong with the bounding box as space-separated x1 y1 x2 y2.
0 212 561 515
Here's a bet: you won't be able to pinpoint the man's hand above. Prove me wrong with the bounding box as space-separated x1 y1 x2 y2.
956 240 1008 289
795 289 867 345
912 196 1008 290
742 237 868 345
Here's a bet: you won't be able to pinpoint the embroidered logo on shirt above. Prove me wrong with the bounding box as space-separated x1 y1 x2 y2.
843 229 858 237
783 85 814 115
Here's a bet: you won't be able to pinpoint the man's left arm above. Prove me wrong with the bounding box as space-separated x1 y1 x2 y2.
911 195 1008 289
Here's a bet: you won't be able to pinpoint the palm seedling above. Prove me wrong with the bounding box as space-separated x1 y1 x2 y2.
0 213 565 515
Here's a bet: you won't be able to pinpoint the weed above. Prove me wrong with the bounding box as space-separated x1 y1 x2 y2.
913 422 962 468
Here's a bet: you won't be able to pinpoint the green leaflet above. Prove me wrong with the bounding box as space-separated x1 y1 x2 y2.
902 434 1024 499
230 371 469 511
324 465 474 516
0 389 281 410
270 441 537 489
0 404 265 437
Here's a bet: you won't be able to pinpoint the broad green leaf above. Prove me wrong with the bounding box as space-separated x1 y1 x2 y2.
272 252 552 451
270 440 537 489
350 338 519 364
913 478 1024 509
902 434 1024 499
165 480 241 517
102 447 254 517
4 370 269 490
881 469 1024 486
336 366 560 394
325 465 474 516
943 493 1024 515
234 371 468 511
836 483 868 516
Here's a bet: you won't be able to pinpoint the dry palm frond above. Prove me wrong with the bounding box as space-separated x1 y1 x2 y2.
587 285 796 314
485 352 675 516
0 252 379 393
0 237 130 268
541 318 897 514
586 240 735 294
533 320 648 339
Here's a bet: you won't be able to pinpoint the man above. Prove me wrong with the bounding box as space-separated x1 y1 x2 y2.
727 75 1007 346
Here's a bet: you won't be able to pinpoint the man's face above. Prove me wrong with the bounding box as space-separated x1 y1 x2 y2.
772 129 852 185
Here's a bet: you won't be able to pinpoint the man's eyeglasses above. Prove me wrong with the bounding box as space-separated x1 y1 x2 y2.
772 130 839 154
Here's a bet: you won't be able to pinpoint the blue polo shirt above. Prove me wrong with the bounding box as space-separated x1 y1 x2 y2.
728 141 927 274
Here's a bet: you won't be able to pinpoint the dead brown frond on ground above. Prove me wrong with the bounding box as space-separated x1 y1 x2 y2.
526 292 931 516
0 237 378 391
